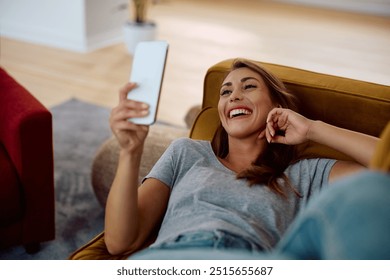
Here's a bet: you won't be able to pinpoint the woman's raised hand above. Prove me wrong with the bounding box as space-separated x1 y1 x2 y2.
109 83 150 153
265 108 312 145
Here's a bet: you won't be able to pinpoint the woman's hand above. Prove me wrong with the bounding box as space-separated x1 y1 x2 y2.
265 108 312 145
109 83 150 153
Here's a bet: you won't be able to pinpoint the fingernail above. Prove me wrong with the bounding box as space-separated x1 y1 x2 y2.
141 103 149 109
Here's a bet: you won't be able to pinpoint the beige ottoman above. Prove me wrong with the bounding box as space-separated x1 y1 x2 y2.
91 124 189 208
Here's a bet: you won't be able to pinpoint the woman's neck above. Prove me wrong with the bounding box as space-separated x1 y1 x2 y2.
219 136 267 173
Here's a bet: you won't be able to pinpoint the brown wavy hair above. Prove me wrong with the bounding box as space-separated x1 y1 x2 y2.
211 59 301 198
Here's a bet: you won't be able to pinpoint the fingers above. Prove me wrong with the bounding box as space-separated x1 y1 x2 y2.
265 125 273 143
116 83 149 116
266 108 312 145
267 108 289 126
118 82 149 114
266 108 289 143
119 82 137 101
265 123 280 143
111 102 147 122
111 83 151 130
111 103 149 127
266 108 280 141
113 118 146 132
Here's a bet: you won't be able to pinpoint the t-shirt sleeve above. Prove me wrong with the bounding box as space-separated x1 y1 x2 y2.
287 158 337 201
143 137 187 189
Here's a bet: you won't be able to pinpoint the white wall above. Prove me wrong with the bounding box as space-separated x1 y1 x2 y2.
274 0 390 16
0 0 128 52
85 0 129 50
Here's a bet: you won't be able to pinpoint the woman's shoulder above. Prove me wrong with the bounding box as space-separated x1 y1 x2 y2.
288 157 337 169
171 137 210 148
169 137 212 155
286 157 337 183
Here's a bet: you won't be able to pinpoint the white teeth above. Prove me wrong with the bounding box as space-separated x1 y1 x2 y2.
229 109 252 118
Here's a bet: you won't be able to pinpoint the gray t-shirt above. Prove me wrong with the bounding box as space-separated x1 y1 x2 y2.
145 138 336 251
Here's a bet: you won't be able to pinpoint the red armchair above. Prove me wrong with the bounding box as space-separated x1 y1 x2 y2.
0 67 55 253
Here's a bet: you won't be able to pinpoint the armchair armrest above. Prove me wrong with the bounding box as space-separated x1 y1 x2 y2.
0 68 55 245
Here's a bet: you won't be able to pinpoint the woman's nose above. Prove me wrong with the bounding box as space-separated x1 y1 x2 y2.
229 90 243 102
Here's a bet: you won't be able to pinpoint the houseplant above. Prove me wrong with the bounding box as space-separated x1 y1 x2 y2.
123 0 157 54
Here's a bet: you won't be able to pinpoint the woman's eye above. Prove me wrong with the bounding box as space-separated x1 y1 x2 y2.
220 89 231 96
244 84 257 90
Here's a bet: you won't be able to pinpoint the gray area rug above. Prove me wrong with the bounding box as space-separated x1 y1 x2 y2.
0 99 112 260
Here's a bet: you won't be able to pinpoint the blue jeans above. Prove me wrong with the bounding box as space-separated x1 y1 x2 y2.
130 171 390 260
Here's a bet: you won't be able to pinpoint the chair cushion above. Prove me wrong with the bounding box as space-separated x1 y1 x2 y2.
0 143 23 225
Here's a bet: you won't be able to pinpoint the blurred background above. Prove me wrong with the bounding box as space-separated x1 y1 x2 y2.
1 0 389 127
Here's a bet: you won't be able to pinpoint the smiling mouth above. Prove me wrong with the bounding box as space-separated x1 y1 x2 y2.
229 108 252 119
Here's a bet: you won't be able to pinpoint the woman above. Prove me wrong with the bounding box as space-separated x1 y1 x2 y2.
105 59 385 259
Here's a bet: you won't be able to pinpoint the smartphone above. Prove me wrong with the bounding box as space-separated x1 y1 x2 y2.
127 40 169 125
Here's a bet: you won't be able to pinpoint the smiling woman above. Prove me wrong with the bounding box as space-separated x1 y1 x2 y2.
214 59 299 195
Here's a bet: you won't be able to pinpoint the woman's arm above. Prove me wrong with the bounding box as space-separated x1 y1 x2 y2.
104 151 170 255
307 120 378 168
104 83 170 255
266 108 379 180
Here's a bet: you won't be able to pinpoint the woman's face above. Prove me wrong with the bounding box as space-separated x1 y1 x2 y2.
218 67 275 139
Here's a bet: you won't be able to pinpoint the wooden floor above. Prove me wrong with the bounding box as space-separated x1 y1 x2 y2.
1 0 389 127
